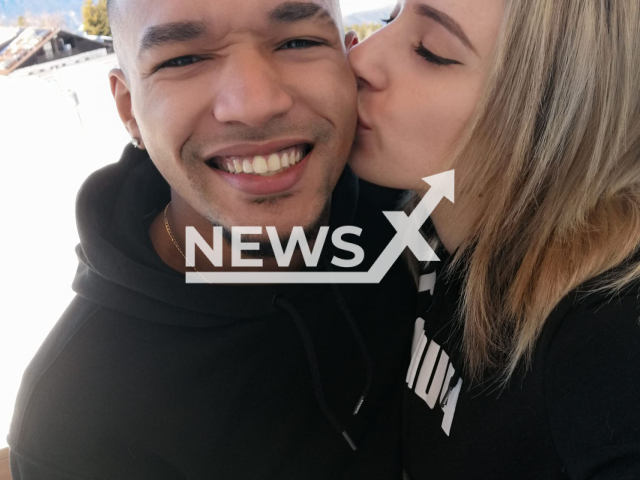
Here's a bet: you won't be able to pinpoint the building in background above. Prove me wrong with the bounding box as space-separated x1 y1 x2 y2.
0 27 21 50
0 27 112 76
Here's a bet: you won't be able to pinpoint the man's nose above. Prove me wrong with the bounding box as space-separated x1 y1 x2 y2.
213 52 294 127
348 30 389 92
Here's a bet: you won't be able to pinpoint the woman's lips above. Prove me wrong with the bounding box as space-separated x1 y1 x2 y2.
357 116 373 130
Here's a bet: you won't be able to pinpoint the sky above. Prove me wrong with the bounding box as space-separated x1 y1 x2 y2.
340 0 395 16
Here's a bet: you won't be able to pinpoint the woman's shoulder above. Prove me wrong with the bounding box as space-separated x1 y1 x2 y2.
544 277 640 366
539 280 640 477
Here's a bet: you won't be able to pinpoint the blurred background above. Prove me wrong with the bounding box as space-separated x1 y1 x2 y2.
0 0 394 449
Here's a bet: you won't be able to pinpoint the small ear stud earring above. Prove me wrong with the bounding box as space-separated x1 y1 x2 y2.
131 137 141 149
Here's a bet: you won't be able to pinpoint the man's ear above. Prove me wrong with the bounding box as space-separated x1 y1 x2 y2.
344 30 359 50
109 68 145 149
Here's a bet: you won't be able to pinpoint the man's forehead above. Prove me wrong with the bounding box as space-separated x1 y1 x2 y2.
114 0 341 61
119 0 340 31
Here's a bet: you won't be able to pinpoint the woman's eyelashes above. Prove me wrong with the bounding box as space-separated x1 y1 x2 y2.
380 15 461 67
414 43 461 66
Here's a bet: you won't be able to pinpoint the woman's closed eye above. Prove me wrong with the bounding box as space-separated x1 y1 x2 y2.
380 15 462 67
414 43 461 66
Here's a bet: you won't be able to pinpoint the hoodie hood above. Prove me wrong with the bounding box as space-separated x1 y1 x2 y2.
72 144 360 328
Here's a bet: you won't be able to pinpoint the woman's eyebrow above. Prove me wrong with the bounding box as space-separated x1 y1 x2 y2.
414 3 478 55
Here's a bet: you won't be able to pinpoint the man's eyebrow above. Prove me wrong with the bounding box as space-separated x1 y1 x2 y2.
269 1 336 27
138 21 208 58
415 4 477 55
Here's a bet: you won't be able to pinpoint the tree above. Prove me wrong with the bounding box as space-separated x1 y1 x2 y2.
82 0 111 36
344 23 383 41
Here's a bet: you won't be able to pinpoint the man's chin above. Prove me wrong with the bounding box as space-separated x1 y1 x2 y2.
217 201 332 259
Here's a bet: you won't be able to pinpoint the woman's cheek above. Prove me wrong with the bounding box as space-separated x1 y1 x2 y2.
399 77 480 176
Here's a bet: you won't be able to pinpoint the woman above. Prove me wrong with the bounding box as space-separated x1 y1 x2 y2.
348 1 640 479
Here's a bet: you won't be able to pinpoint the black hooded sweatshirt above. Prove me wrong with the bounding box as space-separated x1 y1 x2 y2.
403 231 640 480
7 145 416 480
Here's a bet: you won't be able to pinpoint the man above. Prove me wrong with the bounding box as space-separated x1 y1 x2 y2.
7 0 415 478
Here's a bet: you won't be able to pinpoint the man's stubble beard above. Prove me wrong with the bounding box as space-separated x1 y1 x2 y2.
196 193 333 259
221 199 332 259
187 170 335 259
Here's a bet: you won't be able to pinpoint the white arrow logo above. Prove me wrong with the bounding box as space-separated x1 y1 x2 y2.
187 171 454 284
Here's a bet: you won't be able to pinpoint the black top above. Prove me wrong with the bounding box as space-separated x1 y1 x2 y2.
8 145 417 480
403 240 640 480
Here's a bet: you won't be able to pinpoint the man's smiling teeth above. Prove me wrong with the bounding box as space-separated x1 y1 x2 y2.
213 145 307 177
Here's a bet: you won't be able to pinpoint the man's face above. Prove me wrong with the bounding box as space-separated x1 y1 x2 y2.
110 0 357 238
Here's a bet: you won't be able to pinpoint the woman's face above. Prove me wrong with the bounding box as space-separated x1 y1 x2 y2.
348 0 505 191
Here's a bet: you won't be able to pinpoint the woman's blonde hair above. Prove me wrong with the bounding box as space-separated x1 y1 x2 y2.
436 0 640 384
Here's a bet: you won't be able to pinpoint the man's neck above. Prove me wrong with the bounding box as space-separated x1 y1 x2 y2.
149 201 313 274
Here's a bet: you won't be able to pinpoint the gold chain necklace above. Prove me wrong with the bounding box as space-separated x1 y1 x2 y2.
163 202 212 284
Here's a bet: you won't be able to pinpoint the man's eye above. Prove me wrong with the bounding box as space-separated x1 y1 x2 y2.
382 16 396 24
278 39 324 50
156 55 203 70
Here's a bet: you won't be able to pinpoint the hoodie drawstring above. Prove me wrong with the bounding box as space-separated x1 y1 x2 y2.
329 282 374 415
321 256 374 416
273 279 376 452
273 295 358 451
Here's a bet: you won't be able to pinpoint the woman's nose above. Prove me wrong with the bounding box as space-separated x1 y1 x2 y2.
213 52 294 127
348 29 390 92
